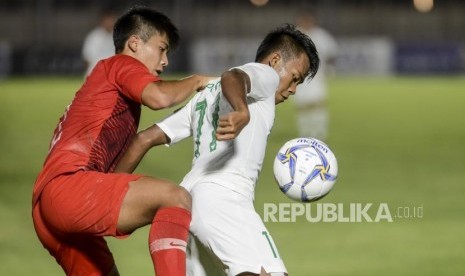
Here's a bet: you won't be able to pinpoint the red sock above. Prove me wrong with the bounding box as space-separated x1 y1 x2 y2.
149 207 191 276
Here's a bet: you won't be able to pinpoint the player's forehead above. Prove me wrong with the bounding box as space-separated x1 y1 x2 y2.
147 31 170 47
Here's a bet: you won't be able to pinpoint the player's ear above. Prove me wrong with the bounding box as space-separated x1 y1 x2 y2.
268 52 282 69
127 35 140 53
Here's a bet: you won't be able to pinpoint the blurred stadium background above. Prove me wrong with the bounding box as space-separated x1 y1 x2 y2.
1 0 464 275
1 0 465 76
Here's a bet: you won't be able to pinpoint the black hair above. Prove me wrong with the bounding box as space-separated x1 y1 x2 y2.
113 7 179 54
255 24 320 80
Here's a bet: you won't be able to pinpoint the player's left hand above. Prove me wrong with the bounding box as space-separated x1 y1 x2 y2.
196 75 219 91
216 110 250 141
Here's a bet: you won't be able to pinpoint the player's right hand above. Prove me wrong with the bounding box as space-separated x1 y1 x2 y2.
215 110 250 141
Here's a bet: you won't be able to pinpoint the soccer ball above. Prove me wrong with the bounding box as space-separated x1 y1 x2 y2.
273 138 338 202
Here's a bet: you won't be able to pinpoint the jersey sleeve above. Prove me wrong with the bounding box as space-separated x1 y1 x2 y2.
112 55 160 103
232 63 279 101
156 94 199 145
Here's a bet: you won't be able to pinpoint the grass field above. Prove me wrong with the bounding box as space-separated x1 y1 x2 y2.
1 76 464 275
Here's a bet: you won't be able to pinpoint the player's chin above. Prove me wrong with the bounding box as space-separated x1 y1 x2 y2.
278 97 288 104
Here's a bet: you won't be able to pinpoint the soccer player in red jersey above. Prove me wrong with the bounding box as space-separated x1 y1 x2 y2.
32 7 212 276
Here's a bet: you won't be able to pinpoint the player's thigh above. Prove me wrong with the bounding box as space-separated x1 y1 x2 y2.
189 183 286 276
33 202 116 276
117 176 192 234
39 171 140 237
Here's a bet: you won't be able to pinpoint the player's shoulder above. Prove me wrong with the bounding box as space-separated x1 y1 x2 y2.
234 63 278 84
231 63 279 102
234 62 275 75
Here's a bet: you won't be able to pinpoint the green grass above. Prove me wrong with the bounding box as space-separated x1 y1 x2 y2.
1 76 464 275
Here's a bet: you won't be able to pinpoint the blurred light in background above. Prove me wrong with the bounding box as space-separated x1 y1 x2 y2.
414 0 434 13
250 0 270 7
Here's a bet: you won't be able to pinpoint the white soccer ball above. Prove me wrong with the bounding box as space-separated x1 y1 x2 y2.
273 138 338 202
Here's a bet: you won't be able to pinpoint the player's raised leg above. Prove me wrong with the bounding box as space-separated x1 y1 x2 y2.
117 176 192 276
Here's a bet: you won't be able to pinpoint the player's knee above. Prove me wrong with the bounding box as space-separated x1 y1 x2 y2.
176 186 192 210
165 186 192 211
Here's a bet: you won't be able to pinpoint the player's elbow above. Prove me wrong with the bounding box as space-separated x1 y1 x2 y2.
136 125 170 149
141 83 176 110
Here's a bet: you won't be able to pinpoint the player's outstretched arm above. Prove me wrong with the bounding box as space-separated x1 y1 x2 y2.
216 69 251 141
114 125 170 173
142 75 214 110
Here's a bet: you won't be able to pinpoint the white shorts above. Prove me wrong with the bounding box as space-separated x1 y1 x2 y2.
184 181 287 276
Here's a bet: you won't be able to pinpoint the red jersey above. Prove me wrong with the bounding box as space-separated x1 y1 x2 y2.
33 54 159 205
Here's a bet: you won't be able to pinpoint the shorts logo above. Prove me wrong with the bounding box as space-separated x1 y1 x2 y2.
150 238 187 253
